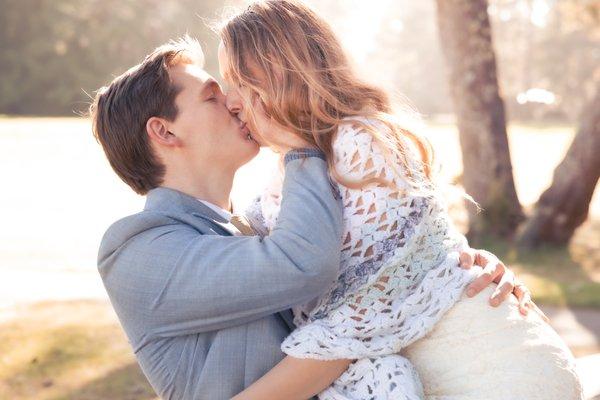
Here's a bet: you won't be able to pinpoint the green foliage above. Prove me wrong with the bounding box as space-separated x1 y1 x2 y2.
0 0 597 118
487 1 599 122
0 0 231 115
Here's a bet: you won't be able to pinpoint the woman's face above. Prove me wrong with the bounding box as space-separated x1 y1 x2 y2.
218 41 316 153
217 41 276 147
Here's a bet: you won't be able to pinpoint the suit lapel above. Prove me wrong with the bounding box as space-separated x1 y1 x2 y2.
145 187 237 236
145 187 294 331
191 211 238 236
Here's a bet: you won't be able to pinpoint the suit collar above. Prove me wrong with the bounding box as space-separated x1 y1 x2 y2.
145 187 237 236
198 199 233 222
146 188 238 235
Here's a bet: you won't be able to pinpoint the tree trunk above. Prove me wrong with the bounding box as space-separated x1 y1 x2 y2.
518 83 600 247
435 0 524 240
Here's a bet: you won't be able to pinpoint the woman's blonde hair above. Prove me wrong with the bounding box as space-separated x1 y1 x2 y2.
218 0 434 190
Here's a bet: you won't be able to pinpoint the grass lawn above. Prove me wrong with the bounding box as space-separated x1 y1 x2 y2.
479 219 600 308
0 301 157 400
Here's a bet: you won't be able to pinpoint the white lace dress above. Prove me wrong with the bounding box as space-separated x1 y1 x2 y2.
244 117 582 400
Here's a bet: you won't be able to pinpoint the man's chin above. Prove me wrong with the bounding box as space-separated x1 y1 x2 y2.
238 146 260 167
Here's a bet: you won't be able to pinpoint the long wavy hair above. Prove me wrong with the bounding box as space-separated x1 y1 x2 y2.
218 0 434 190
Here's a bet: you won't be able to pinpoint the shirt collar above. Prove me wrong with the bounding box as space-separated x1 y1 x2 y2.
197 199 233 222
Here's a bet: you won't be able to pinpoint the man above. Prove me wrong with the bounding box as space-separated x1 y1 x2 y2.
91 37 532 399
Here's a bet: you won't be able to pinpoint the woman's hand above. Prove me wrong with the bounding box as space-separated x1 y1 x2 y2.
232 356 352 400
457 249 549 322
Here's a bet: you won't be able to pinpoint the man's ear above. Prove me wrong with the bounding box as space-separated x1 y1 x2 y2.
146 117 181 147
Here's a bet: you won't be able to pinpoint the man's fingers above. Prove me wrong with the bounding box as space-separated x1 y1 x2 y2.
473 249 494 268
514 284 549 322
466 260 503 297
515 286 531 316
530 301 550 323
489 267 514 307
459 250 475 269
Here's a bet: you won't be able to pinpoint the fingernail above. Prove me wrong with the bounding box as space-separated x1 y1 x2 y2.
467 289 475 297
490 298 499 306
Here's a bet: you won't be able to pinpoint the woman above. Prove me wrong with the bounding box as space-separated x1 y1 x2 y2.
217 1 583 399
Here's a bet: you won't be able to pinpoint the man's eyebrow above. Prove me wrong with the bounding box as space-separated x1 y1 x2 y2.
199 78 218 95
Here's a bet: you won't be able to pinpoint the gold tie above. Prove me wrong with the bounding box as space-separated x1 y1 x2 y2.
230 214 256 236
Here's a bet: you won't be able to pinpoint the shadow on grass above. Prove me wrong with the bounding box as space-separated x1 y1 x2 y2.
48 363 157 400
0 300 156 400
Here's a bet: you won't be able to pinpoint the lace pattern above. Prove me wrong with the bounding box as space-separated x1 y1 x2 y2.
245 117 478 399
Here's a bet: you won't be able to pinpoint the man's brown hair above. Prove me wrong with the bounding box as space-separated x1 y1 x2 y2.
90 36 204 195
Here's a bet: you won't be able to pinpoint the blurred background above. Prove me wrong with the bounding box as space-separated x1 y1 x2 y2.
0 0 598 399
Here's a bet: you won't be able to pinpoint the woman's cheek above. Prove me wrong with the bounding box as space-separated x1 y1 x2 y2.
251 128 267 146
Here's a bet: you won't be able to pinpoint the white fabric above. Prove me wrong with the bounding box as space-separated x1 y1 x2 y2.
403 284 582 400
197 199 232 222
246 117 582 399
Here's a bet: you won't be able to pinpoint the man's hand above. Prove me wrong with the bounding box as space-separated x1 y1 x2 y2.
458 249 549 322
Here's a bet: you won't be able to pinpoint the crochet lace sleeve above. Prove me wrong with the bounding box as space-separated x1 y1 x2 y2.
281 119 475 360
312 118 443 314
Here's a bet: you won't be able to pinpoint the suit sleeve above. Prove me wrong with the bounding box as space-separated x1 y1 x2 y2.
98 151 344 339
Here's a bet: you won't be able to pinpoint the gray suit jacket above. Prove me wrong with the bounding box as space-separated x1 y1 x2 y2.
98 152 343 399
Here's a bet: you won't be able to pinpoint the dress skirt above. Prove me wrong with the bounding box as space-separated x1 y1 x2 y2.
402 284 583 400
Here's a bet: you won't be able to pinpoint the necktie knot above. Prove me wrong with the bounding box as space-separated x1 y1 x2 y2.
230 214 255 236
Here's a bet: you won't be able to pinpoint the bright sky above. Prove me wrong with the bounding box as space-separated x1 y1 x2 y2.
305 0 395 64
